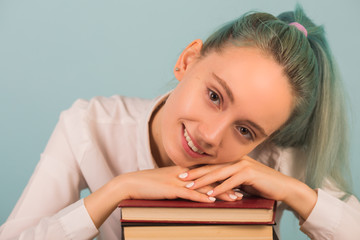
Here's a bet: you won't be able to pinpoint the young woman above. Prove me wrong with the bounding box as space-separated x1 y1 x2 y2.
1 5 359 240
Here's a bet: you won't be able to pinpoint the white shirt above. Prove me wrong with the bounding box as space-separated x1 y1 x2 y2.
0 93 359 240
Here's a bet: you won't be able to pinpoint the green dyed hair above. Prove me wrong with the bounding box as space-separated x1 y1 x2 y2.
201 5 352 197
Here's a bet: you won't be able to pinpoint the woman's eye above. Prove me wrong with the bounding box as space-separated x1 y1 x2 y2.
208 89 220 106
238 127 253 140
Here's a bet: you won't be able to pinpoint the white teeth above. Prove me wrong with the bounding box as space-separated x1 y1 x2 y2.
184 128 204 154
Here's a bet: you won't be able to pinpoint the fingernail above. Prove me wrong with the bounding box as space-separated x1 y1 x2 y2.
178 172 188 179
208 196 216 202
229 194 237 200
186 181 194 188
207 190 214 196
234 192 243 198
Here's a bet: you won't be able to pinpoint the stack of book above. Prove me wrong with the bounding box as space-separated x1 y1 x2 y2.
118 197 277 240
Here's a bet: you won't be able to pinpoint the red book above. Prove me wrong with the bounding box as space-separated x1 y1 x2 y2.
119 197 276 225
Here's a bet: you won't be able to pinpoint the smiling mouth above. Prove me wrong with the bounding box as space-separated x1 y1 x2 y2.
183 127 206 155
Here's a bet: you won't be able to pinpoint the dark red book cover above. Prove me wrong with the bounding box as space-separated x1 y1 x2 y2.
119 197 275 209
119 197 276 225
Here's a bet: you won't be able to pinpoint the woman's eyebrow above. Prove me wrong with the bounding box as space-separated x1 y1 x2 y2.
211 73 234 103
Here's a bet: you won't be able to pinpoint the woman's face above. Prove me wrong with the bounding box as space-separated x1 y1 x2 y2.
152 42 294 168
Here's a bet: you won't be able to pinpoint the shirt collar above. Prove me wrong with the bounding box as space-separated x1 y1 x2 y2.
136 91 171 170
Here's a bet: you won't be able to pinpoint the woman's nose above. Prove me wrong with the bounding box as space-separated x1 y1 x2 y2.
197 118 229 149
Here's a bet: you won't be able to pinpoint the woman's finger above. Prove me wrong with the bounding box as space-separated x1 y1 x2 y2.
185 164 241 190
214 189 243 201
178 163 230 181
176 188 216 203
210 173 249 197
192 184 243 202
194 185 213 194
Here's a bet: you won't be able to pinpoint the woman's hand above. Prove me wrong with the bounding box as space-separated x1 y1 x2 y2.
179 156 290 200
116 166 213 202
85 165 238 229
178 155 318 220
117 166 242 202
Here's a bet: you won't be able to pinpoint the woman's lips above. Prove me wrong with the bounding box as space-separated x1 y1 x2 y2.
184 128 204 154
181 124 207 158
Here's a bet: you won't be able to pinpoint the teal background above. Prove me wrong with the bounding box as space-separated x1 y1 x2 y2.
0 0 359 239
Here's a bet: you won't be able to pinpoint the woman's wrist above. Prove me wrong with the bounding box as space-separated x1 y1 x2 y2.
84 175 130 229
283 178 318 220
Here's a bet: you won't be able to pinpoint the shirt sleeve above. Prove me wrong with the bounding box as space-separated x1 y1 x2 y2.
272 146 360 239
299 188 360 240
0 104 99 240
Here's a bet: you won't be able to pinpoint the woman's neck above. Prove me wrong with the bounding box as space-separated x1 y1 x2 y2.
148 99 174 168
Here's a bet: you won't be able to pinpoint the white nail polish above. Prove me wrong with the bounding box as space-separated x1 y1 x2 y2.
207 190 214 196
186 182 194 188
229 194 237 200
178 172 188 179
234 192 243 198
209 196 216 202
